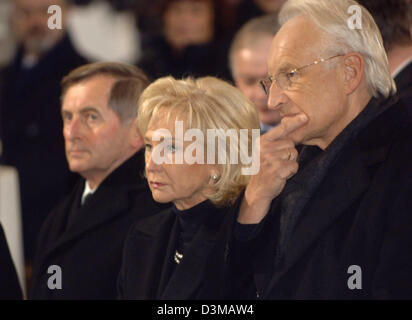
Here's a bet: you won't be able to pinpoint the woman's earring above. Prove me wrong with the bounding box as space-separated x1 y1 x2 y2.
212 175 217 181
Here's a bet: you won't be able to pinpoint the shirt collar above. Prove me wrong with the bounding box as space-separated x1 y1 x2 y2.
81 181 97 205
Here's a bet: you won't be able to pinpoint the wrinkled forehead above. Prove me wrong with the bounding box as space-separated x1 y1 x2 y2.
268 15 326 73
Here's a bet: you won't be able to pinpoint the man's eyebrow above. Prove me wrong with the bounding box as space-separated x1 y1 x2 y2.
79 107 100 114
61 106 100 114
271 62 296 74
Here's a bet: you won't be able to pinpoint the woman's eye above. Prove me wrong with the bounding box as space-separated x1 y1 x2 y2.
145 144 152 151
165 144 177 153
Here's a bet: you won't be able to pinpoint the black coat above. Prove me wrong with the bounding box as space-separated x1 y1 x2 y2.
229 95 412 299
118 204 231 300
0 34 88 261
30 152 167 299
0 223 22 299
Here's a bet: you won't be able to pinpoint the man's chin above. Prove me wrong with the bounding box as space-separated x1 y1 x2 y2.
68 161 88 174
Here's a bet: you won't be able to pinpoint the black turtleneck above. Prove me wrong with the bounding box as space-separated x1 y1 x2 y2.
172 200 215 264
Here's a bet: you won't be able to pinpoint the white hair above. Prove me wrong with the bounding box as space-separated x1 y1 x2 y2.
278 0 396 97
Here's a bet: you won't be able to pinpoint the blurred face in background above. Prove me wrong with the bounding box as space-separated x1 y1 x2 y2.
254 0 286 14
163 0 214 51
233 35 280 126
12 0 66 56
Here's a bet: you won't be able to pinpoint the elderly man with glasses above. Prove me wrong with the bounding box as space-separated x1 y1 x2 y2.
228 0 412 299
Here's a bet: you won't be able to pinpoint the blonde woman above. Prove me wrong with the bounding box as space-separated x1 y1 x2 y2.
118 76 260 299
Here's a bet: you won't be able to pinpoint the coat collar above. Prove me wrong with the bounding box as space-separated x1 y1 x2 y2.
39 151 146 261
264 94 406 295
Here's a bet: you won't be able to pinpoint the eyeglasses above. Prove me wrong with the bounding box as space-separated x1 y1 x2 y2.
259 54 344 95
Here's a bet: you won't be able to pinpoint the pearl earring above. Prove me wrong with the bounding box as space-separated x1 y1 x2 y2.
212 175 217 180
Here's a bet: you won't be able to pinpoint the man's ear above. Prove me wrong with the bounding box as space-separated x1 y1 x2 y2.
130 124 144 150
342 52 364 95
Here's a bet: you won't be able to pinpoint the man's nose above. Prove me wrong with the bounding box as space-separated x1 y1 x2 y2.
64 116 83 140
267 82 288 110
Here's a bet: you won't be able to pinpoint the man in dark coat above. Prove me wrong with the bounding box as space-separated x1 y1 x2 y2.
230 0 412 299
0 223 23 299
30 62 166 299
0 0 87 262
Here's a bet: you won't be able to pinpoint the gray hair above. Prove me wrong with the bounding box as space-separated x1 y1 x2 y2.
229 14 280 74
278 0 396 97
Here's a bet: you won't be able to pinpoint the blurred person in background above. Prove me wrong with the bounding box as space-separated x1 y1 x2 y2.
0 0 87 270
66 0 141 63
138 0 231 81
0 0 15 68
357 0 412 100
235 0 286 30
135 0 244 52
230 15 281 133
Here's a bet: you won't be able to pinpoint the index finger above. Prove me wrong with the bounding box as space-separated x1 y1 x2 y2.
265 113 308 141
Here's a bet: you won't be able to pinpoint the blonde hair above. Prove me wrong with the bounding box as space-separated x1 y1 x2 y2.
138 76 260 207
278 0 396 97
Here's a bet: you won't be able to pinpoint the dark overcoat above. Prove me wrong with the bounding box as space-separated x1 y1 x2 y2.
118 204 231 300
30 152 166 299
229 95 412 299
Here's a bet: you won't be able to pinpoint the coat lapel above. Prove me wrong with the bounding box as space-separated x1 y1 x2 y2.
156 216 179 298
39 151 147 263
42 185 130 261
